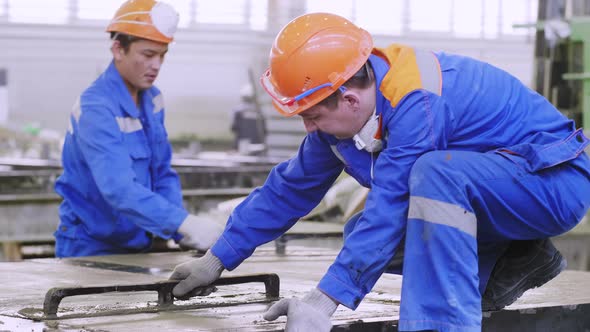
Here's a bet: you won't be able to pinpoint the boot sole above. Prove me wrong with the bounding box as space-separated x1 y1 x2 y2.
483 251 566 311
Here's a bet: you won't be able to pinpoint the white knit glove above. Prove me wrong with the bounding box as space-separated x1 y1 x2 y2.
169 250 224 298
177 214 224 251
263 288 338 332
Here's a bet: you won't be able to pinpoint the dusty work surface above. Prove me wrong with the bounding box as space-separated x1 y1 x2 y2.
0 246 588 331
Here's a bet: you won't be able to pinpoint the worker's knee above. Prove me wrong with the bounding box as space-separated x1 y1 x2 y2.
408 151 473 202
409 151 452 188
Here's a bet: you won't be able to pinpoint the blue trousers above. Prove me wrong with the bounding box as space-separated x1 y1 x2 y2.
55 227 151 257
345 150 590 332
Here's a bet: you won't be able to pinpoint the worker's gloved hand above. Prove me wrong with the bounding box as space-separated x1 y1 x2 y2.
169 250 225 298
263 288 338 332
177 214 224 251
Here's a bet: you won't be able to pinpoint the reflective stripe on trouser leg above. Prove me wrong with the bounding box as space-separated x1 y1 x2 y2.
408 196 476 236
399 153 481 332
400 201 481 332
398 150 590 332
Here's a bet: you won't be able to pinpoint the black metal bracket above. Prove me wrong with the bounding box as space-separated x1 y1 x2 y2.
41 273 279 319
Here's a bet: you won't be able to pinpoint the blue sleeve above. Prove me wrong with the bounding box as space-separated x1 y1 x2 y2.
212 132 345 270
77 97 187 239
318 91 451 309
153 109 184 208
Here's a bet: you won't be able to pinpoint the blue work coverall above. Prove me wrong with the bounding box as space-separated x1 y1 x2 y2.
211 45 590 332
54 61 187 257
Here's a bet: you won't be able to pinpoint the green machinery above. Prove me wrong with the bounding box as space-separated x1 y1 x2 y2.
532 0 590 247
525 0 590 233
533 0 590 135
562 18 590 132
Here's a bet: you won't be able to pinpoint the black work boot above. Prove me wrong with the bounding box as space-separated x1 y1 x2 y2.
481 239 566 311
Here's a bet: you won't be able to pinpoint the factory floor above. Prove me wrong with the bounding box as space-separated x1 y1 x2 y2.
0 245 588 331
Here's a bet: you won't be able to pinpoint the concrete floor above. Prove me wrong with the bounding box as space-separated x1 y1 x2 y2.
0 246 588 331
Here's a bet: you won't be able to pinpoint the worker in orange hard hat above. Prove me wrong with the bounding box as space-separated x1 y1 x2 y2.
54 0 224 258
106 0 179 44
105 0 178 98
260 13 373 117
169 12 590 332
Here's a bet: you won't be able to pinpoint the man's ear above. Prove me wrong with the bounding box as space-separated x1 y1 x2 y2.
342 90 361 110
111 40 124 61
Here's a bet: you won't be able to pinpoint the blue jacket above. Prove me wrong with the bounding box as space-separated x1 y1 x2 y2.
211 45 590 309
54 61 187 255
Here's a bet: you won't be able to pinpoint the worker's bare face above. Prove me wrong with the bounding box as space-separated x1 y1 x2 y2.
113 39 168 93
299 99 365 139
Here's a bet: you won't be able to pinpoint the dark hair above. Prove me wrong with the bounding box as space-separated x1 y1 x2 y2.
317 61 375 109
110 32 140 52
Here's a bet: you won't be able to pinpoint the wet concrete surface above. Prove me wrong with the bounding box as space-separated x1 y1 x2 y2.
0 247 400 331
0 246 588 331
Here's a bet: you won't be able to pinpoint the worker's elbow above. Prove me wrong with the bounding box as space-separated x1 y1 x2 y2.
99 180 132 209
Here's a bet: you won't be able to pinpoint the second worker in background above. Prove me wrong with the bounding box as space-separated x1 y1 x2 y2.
54 0 223 257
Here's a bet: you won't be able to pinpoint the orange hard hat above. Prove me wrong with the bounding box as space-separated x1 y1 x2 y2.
260 13 373 116
106 0 179 44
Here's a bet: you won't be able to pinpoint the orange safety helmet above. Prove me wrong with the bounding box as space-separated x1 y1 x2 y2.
260 13 373 117
106 0 179 44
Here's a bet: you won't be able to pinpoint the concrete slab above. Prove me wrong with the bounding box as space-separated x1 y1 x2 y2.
0 247 588 331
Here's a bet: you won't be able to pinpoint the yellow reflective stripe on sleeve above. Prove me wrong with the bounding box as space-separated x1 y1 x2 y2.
408 196 477 237
116 116 143 133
